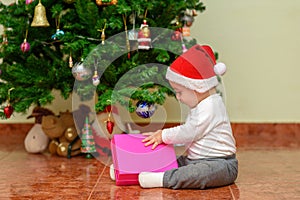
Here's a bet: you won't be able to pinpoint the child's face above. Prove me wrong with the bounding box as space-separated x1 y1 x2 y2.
169 81 199 108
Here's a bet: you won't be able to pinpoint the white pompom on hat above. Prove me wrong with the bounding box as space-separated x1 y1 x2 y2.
166 44 226 93
214 62 227 76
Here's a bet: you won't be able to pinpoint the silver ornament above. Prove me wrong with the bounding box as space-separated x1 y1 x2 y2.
72 62 92 81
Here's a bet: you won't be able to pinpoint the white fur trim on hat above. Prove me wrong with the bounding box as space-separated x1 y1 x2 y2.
166 68 219 93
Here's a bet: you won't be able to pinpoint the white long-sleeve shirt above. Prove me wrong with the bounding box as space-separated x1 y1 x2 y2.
162 94 236 159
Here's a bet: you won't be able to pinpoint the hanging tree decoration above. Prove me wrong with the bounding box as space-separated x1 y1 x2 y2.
92 59 100 86
20 29 30 53
92 70 100 86
170 16 187 53
181 8 198 38
2 27 8 45
181 34 188 53
3 88 15 119
2 34 8 46
69 52 73 68
101 28 105 45
95 0 118 6
138 8 151 50
97 21 107 45
171 29 182 41
20 39 30 53
122 14 131 59
51 14 64 41
181 21 190 37
135 101 156 119
128 11 138 51
1 27 8 53
31 0 50 27
101 30 105 45
72 58 92 81
138 19 151 50
171 17 181 41
3 104 14 119
181 9 195 27
26 0 34 5
104 105 114 134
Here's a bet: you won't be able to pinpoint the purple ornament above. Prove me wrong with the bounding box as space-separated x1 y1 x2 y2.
92 74 100 86
26 0 34 5
182 43 188 53
20 40 30 53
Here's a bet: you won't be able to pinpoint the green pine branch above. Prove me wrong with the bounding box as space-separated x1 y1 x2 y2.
0 0 206 115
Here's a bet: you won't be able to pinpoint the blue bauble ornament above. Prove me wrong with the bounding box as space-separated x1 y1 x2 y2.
135 101 156 118
51 29 65 40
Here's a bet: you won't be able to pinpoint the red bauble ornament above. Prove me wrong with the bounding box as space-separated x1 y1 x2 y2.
4 104 13 118
106 120 114 134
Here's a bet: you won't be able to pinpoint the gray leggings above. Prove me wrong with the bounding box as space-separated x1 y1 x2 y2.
163 154 238 189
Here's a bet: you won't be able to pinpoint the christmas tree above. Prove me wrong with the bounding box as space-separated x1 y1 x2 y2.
81 116 96 158
0 0 205 119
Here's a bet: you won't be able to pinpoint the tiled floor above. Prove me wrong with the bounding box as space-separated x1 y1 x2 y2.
0 131 300 199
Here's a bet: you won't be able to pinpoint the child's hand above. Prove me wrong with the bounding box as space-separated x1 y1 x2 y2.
142 130 163 150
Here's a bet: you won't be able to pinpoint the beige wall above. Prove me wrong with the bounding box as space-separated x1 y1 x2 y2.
1 0 300 123
192 0 300 122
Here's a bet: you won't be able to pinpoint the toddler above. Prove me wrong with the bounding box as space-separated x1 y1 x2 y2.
139 44 238 189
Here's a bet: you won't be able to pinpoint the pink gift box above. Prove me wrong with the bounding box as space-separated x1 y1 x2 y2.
111 134 178 186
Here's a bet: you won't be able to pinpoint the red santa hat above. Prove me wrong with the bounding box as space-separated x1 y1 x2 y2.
166 44 226 93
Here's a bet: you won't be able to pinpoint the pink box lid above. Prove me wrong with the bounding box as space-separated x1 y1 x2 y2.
111 134 178 185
